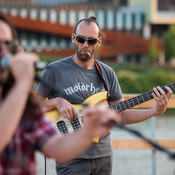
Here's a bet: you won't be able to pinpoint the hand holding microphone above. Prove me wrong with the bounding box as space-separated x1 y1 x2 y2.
0 40 51 93
1 53 41 88
0 53 58 92
0 41 46 72
0 55 46 71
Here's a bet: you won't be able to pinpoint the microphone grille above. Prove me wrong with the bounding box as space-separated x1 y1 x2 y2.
0 56 11 69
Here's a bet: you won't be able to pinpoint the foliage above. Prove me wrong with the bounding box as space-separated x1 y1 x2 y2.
117 70 175 93
104 62 175 93
163 25 175 61
39 55 60 64
147 34 159 62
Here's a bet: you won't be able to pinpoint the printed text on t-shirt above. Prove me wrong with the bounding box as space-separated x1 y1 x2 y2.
64 82 105 95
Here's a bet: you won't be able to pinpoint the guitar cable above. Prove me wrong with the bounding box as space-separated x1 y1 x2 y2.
34 76 53 175
44 155 47 175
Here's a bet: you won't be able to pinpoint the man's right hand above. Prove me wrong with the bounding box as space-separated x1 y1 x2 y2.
55 97 78 121
10 52 39 91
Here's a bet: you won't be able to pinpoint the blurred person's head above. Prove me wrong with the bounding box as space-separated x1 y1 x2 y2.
0 11 19 85
0 11 40 119
0 11 18 57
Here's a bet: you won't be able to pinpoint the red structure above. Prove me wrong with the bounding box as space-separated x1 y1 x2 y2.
6 13 163 60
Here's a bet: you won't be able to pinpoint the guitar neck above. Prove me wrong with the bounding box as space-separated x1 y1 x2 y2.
109 82 175 113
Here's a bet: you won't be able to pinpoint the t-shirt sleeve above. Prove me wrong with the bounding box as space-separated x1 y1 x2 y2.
34 66 54 98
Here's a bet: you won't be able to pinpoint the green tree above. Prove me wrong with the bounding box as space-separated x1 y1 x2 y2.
164 25 175 61
147 34 159 63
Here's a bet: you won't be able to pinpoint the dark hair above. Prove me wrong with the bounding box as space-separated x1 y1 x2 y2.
2 73 42 121
0 11 18 41
74 16 102 37
1 10 41 120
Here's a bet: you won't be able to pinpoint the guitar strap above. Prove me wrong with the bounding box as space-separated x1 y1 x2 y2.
94 60 110 98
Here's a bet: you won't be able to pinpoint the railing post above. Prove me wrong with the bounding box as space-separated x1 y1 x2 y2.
151 101 157 175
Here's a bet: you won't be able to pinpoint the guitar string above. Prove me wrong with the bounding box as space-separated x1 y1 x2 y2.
109 82 175 112
58 89 162 127
57 83 175 131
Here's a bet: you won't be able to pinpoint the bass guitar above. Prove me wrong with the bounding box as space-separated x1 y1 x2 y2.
46 82 175 143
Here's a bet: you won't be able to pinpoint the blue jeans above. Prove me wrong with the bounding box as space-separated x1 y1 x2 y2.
56 156 112 175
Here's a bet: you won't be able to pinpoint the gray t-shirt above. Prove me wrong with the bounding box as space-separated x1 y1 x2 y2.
34 56 123 159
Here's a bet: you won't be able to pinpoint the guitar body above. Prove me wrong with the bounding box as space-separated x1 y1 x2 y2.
46 91 108 143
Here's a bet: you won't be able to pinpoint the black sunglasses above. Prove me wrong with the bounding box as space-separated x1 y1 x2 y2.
0 40 19 54
74 34 100 45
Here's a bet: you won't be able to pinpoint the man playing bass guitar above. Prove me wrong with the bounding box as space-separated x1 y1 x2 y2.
34 16 172 175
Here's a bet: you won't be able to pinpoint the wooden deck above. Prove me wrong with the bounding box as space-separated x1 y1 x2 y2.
111 139 175 150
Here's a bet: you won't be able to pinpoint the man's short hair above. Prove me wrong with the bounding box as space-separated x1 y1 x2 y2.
74 16 102 37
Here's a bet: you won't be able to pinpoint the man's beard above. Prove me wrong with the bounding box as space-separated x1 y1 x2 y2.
77 52 90 62
76 47 94 62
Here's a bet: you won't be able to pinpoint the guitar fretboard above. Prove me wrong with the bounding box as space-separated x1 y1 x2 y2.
109 82 175 113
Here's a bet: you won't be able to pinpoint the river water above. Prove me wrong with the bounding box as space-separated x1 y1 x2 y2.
36 114 175 175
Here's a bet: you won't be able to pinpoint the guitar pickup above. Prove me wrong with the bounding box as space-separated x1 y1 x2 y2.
71 118 81 131
57 121 69 134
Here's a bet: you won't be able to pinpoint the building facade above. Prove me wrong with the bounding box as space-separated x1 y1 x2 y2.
0 0 162 63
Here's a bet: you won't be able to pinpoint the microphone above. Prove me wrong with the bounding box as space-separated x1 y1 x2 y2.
0 55 59 92
0 55 47 71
